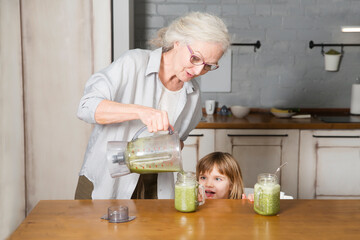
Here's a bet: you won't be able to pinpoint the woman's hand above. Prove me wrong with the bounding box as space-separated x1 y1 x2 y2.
137 106 171 133
94 100 173 133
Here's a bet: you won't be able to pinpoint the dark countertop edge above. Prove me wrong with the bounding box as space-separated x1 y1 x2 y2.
204 107 351 115
196 108 360 130
196 123 360 130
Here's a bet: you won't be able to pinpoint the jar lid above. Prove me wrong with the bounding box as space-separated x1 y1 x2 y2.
257 173 278 184
177 171 196 182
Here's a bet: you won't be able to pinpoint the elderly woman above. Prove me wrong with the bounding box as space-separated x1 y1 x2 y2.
75 12 230 200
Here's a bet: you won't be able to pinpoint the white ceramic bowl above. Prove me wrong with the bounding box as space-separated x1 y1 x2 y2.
230 106 250 118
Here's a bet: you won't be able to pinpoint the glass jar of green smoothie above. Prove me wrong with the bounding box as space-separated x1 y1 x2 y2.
175 171 205 213
254 173 280 216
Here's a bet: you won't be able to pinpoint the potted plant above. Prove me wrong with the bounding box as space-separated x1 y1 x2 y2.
324 49 342 71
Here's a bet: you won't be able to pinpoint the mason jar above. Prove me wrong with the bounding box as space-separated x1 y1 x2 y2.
254 173 280 216
174 171 205 212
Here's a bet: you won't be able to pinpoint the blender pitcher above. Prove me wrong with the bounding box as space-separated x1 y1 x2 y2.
107 126 183 178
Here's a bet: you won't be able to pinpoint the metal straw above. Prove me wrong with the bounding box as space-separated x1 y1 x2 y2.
274 162 288 175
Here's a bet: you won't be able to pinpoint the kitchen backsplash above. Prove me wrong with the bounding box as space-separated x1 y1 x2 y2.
134 0 360 109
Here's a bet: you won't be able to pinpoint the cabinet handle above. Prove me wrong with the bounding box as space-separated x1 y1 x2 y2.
312 135 360 138
227 134 288 137
188 134 204 137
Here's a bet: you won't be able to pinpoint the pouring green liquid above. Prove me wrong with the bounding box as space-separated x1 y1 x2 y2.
129 159 181 173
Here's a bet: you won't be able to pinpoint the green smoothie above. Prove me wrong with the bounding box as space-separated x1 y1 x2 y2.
126 138 182 174
175 184 197 212
254 183 280 216
129 160 181 173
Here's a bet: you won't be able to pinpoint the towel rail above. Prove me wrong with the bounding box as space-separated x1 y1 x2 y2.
231 40 261 52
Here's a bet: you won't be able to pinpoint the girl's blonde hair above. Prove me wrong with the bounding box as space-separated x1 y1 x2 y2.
196 152 244 199
150 12 230 52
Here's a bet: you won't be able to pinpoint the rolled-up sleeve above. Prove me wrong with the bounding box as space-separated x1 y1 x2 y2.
77 50 146 124
77 73 109 123
77 60 123 123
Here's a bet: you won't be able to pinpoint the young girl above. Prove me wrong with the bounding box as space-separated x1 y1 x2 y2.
196 152 244 199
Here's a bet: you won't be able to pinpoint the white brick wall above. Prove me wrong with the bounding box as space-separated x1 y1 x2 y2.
134 0 360 108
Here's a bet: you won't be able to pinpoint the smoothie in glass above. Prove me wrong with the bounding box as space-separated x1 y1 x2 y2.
175 184 197 212
254 173 280 216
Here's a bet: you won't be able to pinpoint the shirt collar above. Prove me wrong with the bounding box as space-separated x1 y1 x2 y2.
145 47 162 76
183 81 195 94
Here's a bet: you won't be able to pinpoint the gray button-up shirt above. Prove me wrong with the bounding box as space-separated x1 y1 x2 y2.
77 48 202 199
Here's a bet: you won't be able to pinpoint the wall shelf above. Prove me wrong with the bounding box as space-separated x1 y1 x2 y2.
309 40 360 55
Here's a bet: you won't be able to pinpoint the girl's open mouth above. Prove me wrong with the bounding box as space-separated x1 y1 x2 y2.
205 190 215 198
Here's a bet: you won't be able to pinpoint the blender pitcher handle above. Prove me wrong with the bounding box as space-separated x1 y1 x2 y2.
132 126 148 141
197 183 206 206
132 125 174 141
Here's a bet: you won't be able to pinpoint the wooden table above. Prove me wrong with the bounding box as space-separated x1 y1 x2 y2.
9 199 360 239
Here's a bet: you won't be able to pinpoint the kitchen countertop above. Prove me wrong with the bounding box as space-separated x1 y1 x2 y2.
197 109 360 129
9 199 360 239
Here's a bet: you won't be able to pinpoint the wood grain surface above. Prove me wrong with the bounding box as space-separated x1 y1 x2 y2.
9 199 360 239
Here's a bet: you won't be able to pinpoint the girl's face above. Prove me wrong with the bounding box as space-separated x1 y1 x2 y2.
172 41 224 82
198 165 232 199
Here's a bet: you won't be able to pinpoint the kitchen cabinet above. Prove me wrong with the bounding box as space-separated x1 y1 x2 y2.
182 128 299 198
216 129 299 198
185 127 360 200
299 130 360 199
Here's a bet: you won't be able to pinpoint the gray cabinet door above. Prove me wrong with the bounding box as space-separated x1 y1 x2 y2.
299 130 360 199
216 129 299 198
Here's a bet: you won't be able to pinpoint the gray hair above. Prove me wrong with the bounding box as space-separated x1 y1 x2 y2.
150 12 230 52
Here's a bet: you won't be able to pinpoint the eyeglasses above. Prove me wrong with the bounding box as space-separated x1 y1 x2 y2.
187 45 219 71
